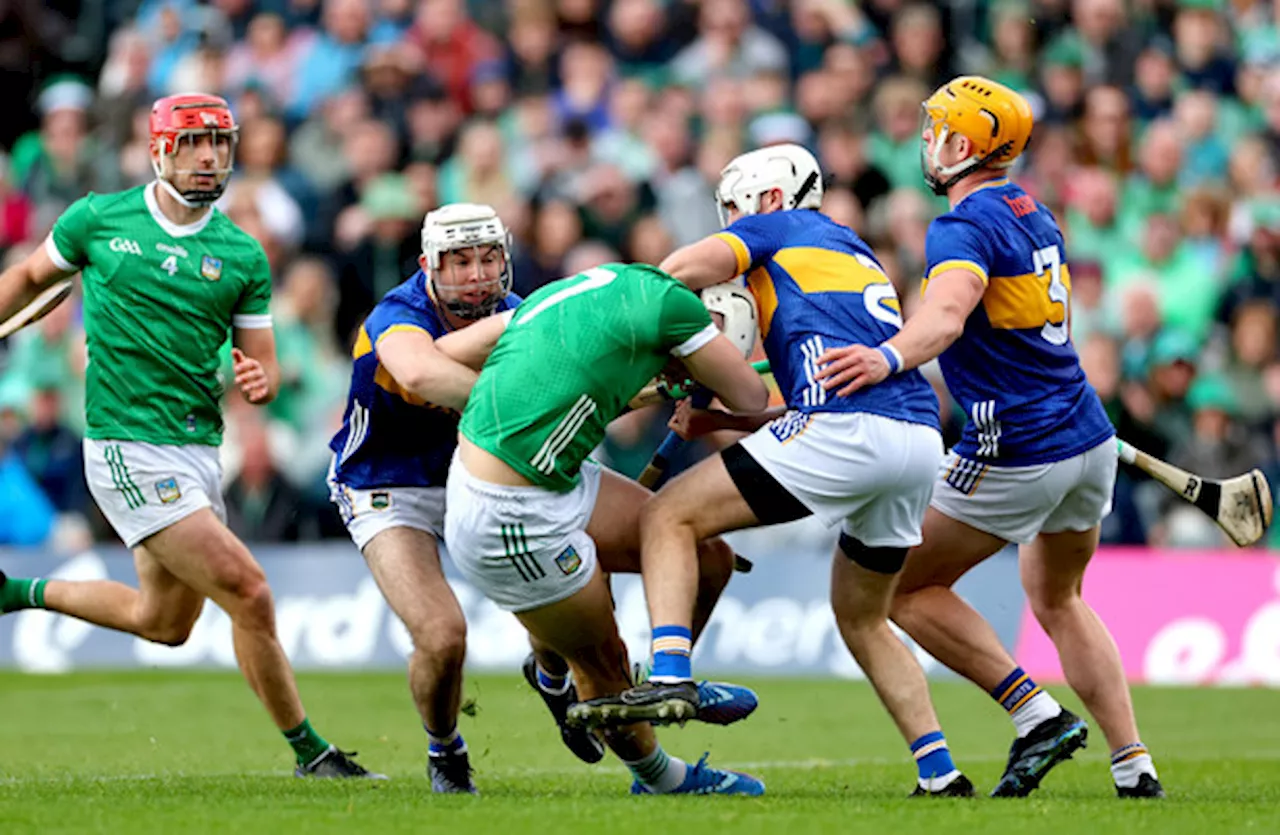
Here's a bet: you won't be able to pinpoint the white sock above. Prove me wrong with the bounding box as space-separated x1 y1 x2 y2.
918 770 962 792
1011 691 1062 738
625 746 688 793
1111 743 1157 788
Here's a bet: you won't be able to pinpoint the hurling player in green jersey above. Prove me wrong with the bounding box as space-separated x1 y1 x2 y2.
0 93 381 779
436 263 771 796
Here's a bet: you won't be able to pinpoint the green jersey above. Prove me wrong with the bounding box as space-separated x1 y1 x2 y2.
461 263 716 492
47 183 273 447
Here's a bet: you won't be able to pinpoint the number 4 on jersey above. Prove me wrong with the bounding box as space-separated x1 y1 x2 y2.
160 255 179 277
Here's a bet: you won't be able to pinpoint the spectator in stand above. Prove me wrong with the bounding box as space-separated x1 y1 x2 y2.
0 380 55 547
1130 36 1178 124
224 408 304 543
11 370 86 518
1119 119 1183 238
401 0 501 114
289 0 387 121
669 0 788 86
223 11 307 109
334 172 423 344
1078 83 1134 174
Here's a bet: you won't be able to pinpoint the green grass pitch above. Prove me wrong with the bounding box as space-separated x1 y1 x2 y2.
1 672 1277 833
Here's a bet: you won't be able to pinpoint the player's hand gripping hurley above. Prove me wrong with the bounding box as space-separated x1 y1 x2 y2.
631 359 772 575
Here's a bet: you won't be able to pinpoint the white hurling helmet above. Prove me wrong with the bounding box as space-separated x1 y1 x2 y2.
701 283 758 358
421 203 514 320
715 143 825 226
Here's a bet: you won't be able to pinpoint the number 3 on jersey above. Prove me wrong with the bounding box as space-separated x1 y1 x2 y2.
1033 245 1069 346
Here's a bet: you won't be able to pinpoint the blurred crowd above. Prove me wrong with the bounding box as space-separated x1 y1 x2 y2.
1 0 1279 551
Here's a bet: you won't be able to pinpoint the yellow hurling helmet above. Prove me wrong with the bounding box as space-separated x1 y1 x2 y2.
920 76 1034 195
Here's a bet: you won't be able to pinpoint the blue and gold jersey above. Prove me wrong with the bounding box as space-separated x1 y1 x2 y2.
716 210 938 429
924 179 1113 465
329 271 521 489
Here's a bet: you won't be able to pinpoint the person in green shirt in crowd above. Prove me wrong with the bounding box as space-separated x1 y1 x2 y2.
1107 213 1223 342
1065 167 1125 267
1118 119 1183 239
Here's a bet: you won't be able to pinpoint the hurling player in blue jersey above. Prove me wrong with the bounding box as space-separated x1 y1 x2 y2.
816 78 1163 800
329 204 604 792
575 144 976 797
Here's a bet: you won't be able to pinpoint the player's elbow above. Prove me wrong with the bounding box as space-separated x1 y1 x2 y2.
659 245 720 289
397 365 434 398
721 378 769 414
398 364 468 411
0 261 36 295
938 309 966 345
658 250 691 282
924 295 969 347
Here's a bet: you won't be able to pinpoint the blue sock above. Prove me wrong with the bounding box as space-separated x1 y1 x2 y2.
990 667 1041 713
910 731 960 790
990 666 1061 736
649 625 693 682
536 665 569 694
426 725 467 756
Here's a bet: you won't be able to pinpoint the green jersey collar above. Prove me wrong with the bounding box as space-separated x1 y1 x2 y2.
144 181 215 238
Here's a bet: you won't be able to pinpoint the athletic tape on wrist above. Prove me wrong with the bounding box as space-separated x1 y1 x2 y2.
878 344 904 375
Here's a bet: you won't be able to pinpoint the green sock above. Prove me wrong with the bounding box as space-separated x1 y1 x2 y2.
0 577 47 613
283 718 331 765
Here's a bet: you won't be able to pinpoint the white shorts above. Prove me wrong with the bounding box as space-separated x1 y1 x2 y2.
930 438 1117 545
737 411 943 548
443 452 600 613
327 460 446 551
84 439 226 548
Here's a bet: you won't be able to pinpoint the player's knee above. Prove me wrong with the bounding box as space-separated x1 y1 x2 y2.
414 617 468 670
640 491 690 532
225 570 275 631
1027 585 1081 633
832 535 906 632
832 594 882 634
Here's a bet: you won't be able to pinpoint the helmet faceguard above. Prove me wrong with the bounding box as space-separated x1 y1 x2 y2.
715 143 824 227
149 93 238 208
421 203 513 321
919 104 1013 196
